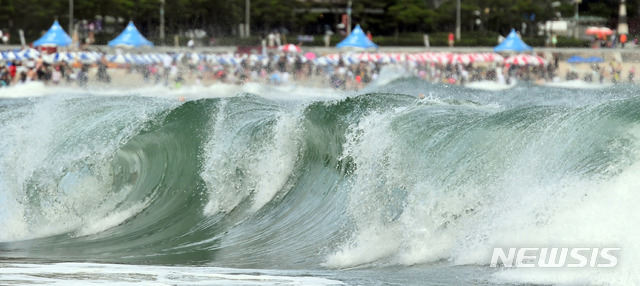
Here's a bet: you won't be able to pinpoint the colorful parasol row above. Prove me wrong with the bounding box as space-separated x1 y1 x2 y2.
1 49 550 67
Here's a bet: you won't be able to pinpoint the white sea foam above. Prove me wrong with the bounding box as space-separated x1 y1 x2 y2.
0 262 344 285
202 108 304 216
325 100 640 285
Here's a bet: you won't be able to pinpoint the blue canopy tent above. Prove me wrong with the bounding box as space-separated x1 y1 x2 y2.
494 29 533 53
336 25 378 50
108 21 153 48
33 20 72 47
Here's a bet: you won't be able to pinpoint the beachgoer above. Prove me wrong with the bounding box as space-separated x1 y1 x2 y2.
96 60 110 83
268 32 275 48
323 31 331 47
51 66 61 85
77 65 89 88
269 71 282 85
275 31 282 47
174 72 184 88
0 65 9 87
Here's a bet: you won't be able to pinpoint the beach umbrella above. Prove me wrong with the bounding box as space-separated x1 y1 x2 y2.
585 27 600 35
566 55 586 64
189 53 204 64
3 51 21 61
504 54 548 66
406 53 419 63
218 55 232 65
138 54 152 64
326 53 340 61
416 53 432 63
78 52 98 64
437 52 453 64
17 48 40 59
130 54 148 65
148 53 163 63
449 53 473 65
598 27 614 36
304 52 316 61
377 53 393 63
586 27 613 39
124 53 137 63
392 53 406 62
313 57 330 66
173 52 185 61
204 54 218 64
0 52 9 61
53 52 72 63
470 53 503 63
421 52 449 64
278 44 301 53
318 56 334 66
354 52 378 62
107 54 130 64
584 56 604 63
160 53 173 64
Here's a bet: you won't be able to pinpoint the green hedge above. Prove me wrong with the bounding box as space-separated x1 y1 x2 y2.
89 32 592 48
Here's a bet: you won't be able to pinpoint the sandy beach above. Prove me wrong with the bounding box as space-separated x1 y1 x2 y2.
4 45 640 90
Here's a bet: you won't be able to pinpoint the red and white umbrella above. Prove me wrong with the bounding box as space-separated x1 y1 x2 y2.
418 52 448 64
470 53 504 63
449 53 473 65
391 53 406 62
405 53 419 62
356 52 380 62
504 54 548 66
278 44 301 53
434 52 452 64
377 53 393 63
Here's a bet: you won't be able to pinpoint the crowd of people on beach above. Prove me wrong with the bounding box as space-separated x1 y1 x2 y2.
0 51 384 90
0 57 110 87
0 48 638 90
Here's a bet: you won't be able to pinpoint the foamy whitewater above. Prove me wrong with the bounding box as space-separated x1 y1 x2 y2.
0 70 639 285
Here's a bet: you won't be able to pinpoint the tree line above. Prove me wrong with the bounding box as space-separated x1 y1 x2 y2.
0 0 635 45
